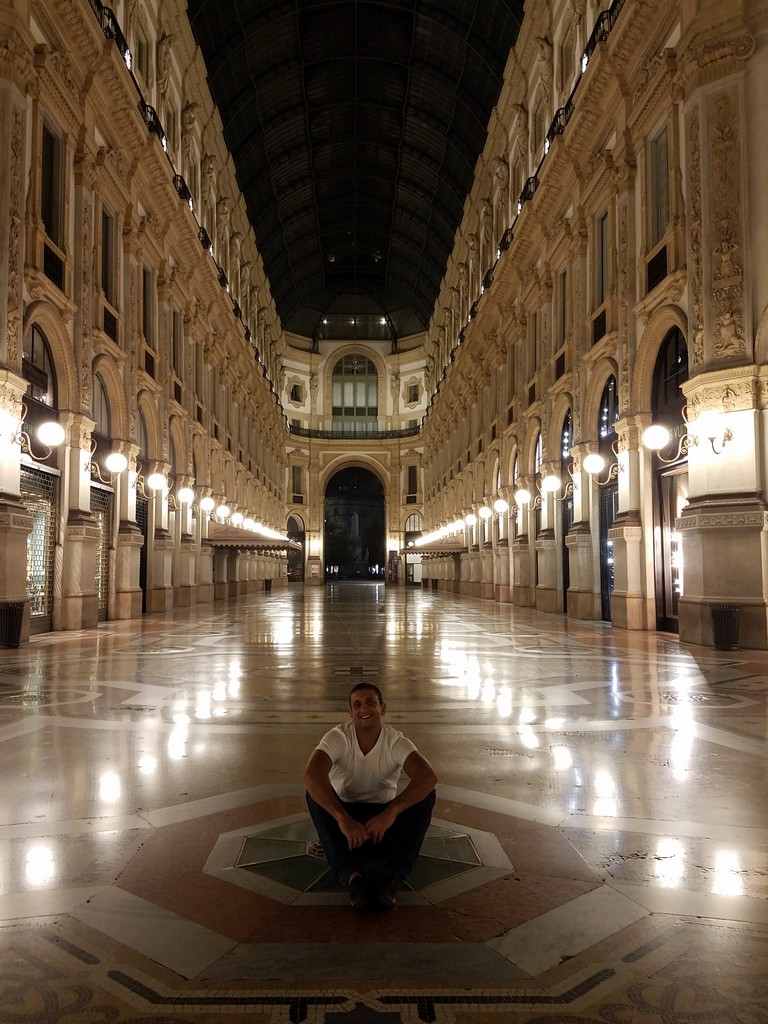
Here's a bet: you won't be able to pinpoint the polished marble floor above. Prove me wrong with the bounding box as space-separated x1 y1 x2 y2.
1 582 767 1022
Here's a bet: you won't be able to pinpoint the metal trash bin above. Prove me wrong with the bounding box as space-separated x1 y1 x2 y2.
0 602 24 648
710 603 740 651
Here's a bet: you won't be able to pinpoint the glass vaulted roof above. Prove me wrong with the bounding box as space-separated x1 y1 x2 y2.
186 0 524 342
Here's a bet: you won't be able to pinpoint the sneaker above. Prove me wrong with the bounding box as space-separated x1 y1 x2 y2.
349 875 374 912
374 876 398 910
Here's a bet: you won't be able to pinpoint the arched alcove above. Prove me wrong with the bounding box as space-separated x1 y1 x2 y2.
324 467 385 580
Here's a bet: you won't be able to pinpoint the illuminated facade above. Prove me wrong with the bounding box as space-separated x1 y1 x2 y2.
1 0 767 646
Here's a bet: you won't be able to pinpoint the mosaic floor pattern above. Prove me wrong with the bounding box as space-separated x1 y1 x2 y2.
0 582 767 1021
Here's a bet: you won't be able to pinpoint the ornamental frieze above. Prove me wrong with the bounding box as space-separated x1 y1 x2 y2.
676 32 754 93
676 511 767 530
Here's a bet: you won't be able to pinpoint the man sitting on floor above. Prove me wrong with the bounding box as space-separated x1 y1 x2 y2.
304 682 438 911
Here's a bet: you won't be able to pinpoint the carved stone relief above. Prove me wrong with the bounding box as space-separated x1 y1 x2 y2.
5 107 22 365
686 105 704 367
708 87 746 360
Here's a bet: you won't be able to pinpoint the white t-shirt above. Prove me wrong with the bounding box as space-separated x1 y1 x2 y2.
316 721 416 803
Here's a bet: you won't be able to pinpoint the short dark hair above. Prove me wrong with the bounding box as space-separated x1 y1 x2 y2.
348 682 383 706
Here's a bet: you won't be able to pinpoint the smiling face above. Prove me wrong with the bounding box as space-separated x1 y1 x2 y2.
348 687 386 733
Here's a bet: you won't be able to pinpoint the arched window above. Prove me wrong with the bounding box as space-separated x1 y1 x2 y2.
137 409 149 458
405 513 422 533
652 327 688 419
560 408 573 463
598 375 619 441
332 354 378 431
23 326 56 406
93 374 110 436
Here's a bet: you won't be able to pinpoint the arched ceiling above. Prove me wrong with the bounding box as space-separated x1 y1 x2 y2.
186 0 524 342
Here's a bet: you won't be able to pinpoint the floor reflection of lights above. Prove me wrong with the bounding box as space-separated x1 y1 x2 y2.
204 814 512 906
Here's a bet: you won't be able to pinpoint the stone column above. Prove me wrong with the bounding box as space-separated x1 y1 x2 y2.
609 416 653 630
59 415 100 630
113 443 144 620
564 445 598 620
174 474 197 607
675 30 767 646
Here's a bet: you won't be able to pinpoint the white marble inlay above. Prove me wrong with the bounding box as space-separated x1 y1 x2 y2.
611 882 768 925
0 815 150 840
71 887 235 978
560 814 768 844
488 884 648 976
0 885 108 924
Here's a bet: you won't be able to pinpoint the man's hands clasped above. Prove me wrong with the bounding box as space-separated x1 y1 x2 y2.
340 805 398 848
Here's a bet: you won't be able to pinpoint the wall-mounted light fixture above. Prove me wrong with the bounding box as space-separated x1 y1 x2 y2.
582 445 622 485
136 471 167 499
89 441 127 484
514 471 573 508
6 406 66 463
642 409 733 462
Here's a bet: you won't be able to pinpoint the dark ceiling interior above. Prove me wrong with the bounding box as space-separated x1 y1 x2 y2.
186 1 524 342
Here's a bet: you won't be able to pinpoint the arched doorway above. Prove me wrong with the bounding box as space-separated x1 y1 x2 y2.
597 375 619 622
404 513 423 585
287 514 306 582
324 468 385 580
649 327 689 633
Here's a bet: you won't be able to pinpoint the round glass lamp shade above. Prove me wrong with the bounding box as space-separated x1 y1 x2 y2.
176 486 195 504
513 487 531 505
105 452 128 474
493 498 509 514
582 453 606 475
541 474 561 493
199 496 216 513
478 506 492 519
464 513 477 527
243 518 256 530
146 472 166 491
642 424 671 451
37 421 65 447
230 511 244 526
216 504 230 518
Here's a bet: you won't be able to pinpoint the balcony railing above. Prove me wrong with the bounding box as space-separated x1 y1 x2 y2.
289 423 420 441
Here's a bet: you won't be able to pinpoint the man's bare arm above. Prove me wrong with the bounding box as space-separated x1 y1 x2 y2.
364 751 437 842
303 748 370 849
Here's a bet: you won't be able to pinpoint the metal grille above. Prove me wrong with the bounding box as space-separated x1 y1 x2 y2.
136 494 148 613
90 487 113 618
599 480 619 621
20 466 57 624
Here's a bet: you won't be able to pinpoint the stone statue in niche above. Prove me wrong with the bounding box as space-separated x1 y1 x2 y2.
156 33 174 100
181 102 198 163
535 36 553 92
467 232 480 297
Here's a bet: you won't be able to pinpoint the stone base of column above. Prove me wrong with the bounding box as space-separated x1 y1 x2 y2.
61 512 100 630
113 588 143 619
535 585 561 613
60 593 99 630
566 589 600 620
512 583 533 607
610 593 654 631
679 596 768 650
148 587 174 612
495 583 510 603
305 556 323 586
197 582 214 603
0 494 33 644
173 585 196 608
677 496 768 649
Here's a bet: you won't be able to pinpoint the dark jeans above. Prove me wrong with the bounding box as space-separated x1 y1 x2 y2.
306 789 436 886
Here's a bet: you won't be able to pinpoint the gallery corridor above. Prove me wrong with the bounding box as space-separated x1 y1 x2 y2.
0 583 766 1023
